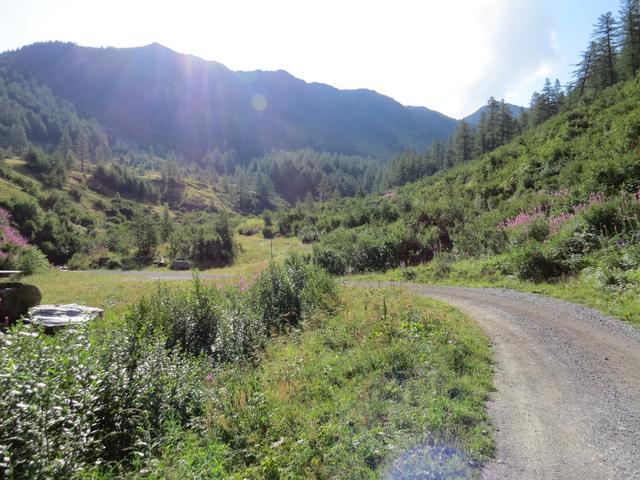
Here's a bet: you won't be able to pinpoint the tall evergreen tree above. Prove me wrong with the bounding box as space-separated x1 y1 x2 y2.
573 41 599 97
453 120 474 163
57 126 74 168
618 0 640 79
8 124 27 154
76 128 90 173
594 12 619 88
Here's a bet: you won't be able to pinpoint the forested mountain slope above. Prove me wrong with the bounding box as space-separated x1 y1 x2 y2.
0 42 457 161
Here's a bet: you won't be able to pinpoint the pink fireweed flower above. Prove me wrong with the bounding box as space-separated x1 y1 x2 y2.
548 212 576 234
238 276 248 292
1 225 28 247
500 206 545 229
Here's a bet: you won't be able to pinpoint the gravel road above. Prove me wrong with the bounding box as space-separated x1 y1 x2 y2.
346 282 640 480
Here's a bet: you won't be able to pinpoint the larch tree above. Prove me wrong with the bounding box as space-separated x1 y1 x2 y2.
618 0 640 79
594 12 618 88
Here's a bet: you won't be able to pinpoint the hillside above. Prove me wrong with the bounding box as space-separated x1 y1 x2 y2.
273 76 640 320
0 42 457 161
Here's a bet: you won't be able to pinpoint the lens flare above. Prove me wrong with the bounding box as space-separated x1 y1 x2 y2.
251 93 268 112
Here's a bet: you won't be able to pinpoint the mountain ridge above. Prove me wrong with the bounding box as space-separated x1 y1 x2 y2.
0 41 458 161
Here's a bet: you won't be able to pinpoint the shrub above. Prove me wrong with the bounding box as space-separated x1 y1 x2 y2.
238 225 259 236
249 255 336 332
582 201 624 235
170 213 236 268
512 244 570 282
15 247 49 274
297 225 320 243
262 225 275 239
0 323 205 478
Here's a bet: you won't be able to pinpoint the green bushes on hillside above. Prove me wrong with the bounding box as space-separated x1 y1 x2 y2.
272 77 640 280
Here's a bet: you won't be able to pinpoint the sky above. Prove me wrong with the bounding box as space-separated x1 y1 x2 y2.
0 0 622 118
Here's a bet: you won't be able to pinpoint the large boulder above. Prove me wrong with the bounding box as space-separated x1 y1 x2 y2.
0 282 42 328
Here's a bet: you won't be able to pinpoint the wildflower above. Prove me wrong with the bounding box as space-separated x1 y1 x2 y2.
1 225 28 247
500 206 545 229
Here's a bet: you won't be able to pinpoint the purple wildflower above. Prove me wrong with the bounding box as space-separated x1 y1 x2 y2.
500 206 545 229
1 225 29 247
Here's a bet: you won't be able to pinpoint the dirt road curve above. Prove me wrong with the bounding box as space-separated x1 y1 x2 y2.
347 282 640 480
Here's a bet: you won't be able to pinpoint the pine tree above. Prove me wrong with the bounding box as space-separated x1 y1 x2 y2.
499 100 516 145
594 12 618 88
552 79 566 110
160 204 173 242
453 120 474 163
517 106 530 134
76 128 90 173
476 110 489 154
573 41 599 97
57 126 74 168
618 0 640 79
9 123 27 154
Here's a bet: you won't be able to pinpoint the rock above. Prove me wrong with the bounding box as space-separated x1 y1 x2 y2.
27 304 104 330
170 260 191 270
0 282 42 327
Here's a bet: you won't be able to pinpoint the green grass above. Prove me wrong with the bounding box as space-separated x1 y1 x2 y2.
21 270 226 318
142 287 493 479
199 233 312 277
349 255 640 327
19 233 310 313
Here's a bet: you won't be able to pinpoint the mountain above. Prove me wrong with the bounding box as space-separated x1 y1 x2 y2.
0 42 458 161
463 102 523 125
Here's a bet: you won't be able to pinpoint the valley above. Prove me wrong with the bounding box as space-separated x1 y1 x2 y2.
1 1 640 478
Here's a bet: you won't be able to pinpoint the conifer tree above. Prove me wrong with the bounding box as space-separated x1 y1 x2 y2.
573 41 598 97
76 128 90 173
594 12 618 88
618 0 640 79
57 127 74 168
453 120 474 163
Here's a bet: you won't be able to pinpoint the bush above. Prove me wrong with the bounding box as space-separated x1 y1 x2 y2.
312 223 437 275
132 278 262 361
297 225 320 243
249 255 336 332
15 247 49 274
170 213 236 268
0 323 204 478
512 244 570 282
262 225 275 239
583 201 624 235
238 225 259 236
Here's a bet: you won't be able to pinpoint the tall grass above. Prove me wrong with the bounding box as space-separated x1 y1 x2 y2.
0 255 336 478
